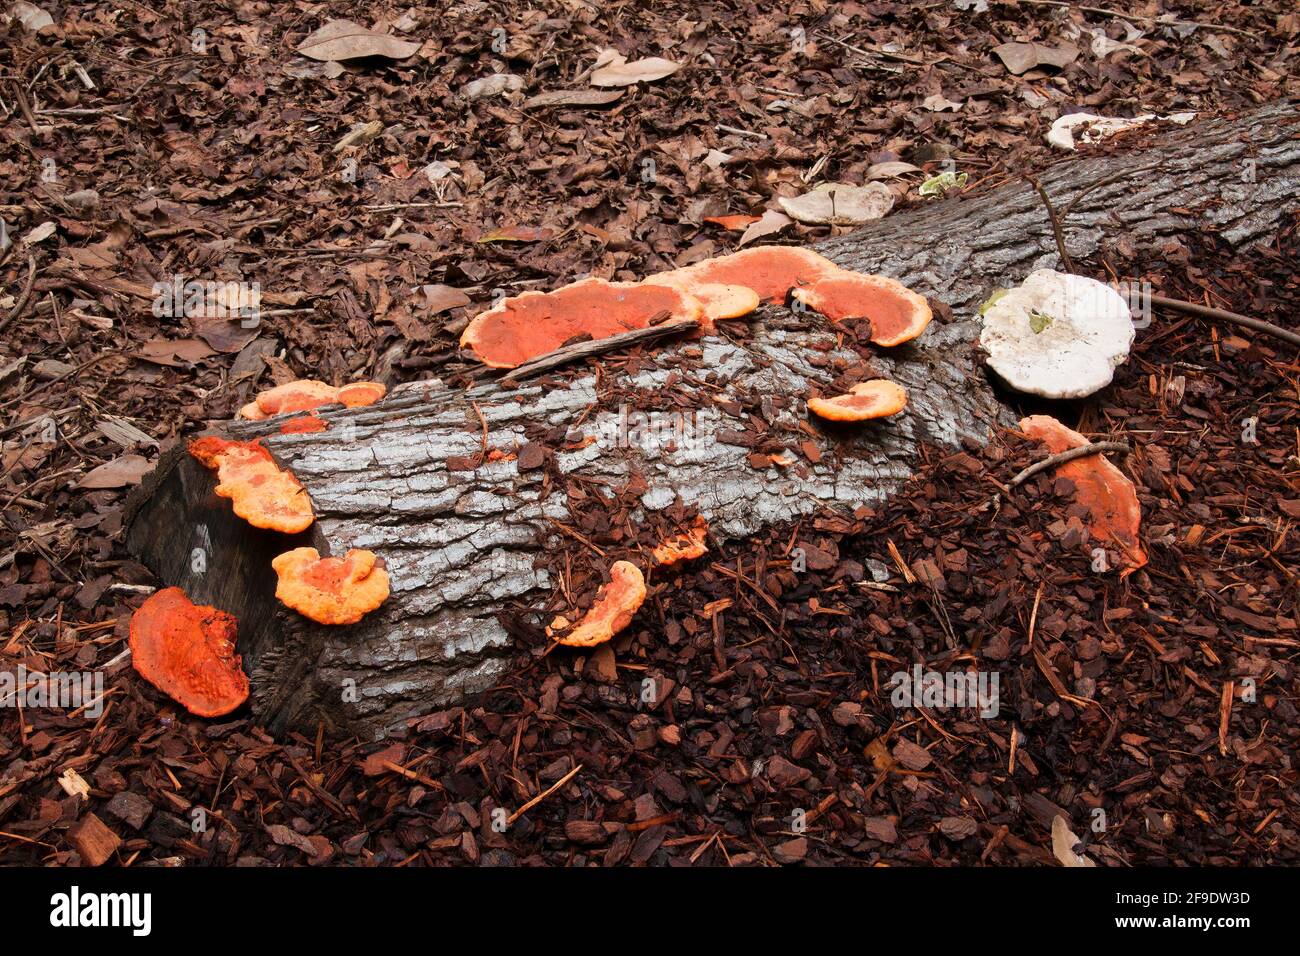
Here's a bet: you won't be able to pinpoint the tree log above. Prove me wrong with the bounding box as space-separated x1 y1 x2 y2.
124 103 1300 739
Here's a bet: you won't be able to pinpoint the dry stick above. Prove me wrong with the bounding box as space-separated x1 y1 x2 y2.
1024 175 1075 274
0 256 37 336
507 762 582 825
1008 441 1130 488
500 314 691 383
1149 294 1300 349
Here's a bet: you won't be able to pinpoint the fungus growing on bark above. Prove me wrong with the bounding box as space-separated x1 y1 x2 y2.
187 437 314 533
460 277 704 368
553 561 647 647
808 379 908 422
979 270 1134 398
1019 415 1147 573
280 414 328 434
237 379 387 419
129 587 250 717
648 247 839 320
272 547 391 625
791 273 932 346
640 276 760 328
337 381 387 407
652 516 709 566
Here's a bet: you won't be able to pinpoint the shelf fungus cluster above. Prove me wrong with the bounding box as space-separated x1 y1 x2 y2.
979 270 1133 399
272 548 392 626
1019 415 1147 574
550 561 648 648
459 246 932 368
188 437 315 534
651 516 710 567
238 378 387 420
129 587 250 717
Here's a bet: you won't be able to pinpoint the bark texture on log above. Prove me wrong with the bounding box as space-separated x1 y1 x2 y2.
125 104 1300 738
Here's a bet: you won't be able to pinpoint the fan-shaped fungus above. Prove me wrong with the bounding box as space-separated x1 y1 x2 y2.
279 414 328 434
336 381 387 407
652 516 709 566
1019 415 1147 572
237 379 387 419
791 273 932 346
648 246 839 314
272 547 391 625
979 270 1133 398
808 379 908 422
553 561 647 647
188 436 314 533
460 277 704 369
641 276 760 329
129 587 250 717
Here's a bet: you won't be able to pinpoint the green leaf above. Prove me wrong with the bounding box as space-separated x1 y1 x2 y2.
1029 310 1053 334
979 288 1009 315
918 170 969 198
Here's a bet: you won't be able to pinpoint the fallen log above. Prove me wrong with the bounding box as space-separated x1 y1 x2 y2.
124 103 1300 738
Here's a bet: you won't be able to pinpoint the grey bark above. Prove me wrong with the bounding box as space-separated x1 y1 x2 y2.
125 103 1300 739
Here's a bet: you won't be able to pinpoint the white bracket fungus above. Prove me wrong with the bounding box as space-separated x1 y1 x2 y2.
978 270 1134 399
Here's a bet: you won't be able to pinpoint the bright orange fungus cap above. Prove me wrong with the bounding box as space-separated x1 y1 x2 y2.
1018 415 1147 573
272 547 391 625
791 273 932 346
129 587 250 717
808 379 908 422
553 561 647 648
460 277 703 369
188 436 315 533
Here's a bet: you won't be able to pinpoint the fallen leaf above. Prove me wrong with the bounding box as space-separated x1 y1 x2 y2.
461 73 524 101
418 284 471 313
297 20 421 62
75 454 151 489
590 51 680 87
867 161 922 179
23 221 56 244
524 89 624 109
8 1 52 31
738 209 793 246
921 93 963 112
992 41 1079 75
135 338 216 367
478 225 556 243
703 215 760 231
779 182 895 225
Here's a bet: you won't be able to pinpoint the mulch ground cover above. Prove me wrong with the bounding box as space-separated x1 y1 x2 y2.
0 1 1296 865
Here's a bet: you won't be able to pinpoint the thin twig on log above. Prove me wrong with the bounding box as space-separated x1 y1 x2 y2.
500 314 691 382
0 256 38 337
1149 294 1300 348
1008 440 1130 488
1024 175 1075 274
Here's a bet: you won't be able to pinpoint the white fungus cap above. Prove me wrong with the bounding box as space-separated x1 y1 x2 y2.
978 269 1135 399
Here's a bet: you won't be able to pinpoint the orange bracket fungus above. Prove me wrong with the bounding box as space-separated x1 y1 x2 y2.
1019 415 1147 573
272 547 391 625
279 414 329 435
652 516 709 566
129 587 250 717
460 277 704 369
808 379 908 422
791 273 932 346
553 561 647 647
188 437 315 533
238 379 387 419
644 246 838 326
